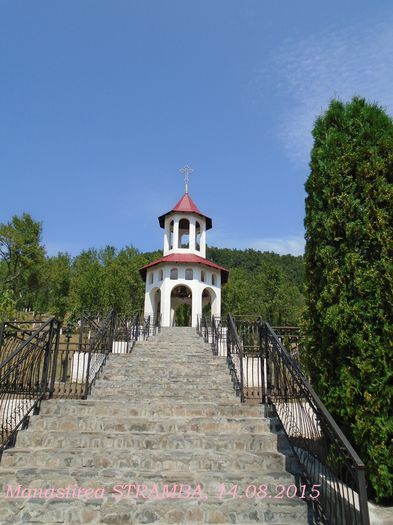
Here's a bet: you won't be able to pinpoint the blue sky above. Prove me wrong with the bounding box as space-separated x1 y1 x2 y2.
1 0 393 257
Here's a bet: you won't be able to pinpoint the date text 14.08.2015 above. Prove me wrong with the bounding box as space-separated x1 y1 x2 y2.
218 484 321 500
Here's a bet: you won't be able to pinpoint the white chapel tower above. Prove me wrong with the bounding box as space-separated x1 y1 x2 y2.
140 169 229 327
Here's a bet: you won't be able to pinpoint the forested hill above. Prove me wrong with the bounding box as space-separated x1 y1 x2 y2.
206 247 304 324
0 214 304 325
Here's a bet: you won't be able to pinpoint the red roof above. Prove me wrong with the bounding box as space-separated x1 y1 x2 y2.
139 253 229 283
158 193 212 230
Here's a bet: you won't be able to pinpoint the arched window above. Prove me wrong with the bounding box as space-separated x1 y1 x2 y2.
159 269 164 281
170 268 178 280
178 218 190 248
201 270 205 283
169 220 174 250
195 221 201 251
212 273 216 286
149 272 154 284
185 268 193 280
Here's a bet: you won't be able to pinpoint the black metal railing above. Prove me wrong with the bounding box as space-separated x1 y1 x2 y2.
221 315 370 525
226 314 245 402
262 321 370 525
0 320 49 363
272 325 303 363
0 318 60 454
50 311 117 399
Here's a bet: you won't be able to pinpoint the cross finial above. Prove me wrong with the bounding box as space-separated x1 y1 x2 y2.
179 165 193 193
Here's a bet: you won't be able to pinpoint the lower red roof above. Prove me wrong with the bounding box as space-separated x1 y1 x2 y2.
139 253 229 283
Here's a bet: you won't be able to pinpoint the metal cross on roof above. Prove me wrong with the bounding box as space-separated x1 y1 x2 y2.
179 165 193 194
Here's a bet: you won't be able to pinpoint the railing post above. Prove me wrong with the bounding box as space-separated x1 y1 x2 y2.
48 320 61 398
41 319 55 395
0 322 4 348
264 322 271 401
358 468 370 525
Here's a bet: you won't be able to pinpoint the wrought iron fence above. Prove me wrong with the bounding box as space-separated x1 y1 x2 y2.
222 315 370 525
262 322 370 525
226 314 245 402
0 318 60 454
0 321 49 363
272 325 303 363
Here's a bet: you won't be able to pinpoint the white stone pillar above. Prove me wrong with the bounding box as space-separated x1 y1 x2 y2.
173 218 180 251
200 220 206 258
144 290 154 318
161 280 172 327
192 286 202 327
163 218 170 254
189 218 196 251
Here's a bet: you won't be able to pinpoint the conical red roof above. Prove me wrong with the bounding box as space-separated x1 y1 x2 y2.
158 193 212 229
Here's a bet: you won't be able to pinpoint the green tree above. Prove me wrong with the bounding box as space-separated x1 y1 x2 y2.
0 213 45 310
69 250 105 315
304 97 393 502
44 253 72 319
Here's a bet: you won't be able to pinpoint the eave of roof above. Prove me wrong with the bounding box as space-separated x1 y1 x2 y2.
139 253 229 283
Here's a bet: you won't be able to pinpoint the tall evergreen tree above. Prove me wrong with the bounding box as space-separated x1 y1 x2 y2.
304 97 393 502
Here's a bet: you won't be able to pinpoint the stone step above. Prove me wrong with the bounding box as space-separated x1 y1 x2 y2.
15 430 284 455
0 495 308 524
27 415 271 434
93 382 234 392
89 393 238 401
108 358 225 366
0 466 297 493
2 447 281 471
40 400 263 418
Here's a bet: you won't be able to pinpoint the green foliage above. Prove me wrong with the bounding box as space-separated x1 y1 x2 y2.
208 248 305 324
0 213 45 310
304 97 393 503
0 287 16 322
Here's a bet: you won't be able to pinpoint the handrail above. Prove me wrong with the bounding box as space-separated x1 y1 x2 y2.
0 318 60 454
226 314 245 402
262 320 370 525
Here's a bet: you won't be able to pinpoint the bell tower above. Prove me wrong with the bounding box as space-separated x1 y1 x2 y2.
139 168 228 327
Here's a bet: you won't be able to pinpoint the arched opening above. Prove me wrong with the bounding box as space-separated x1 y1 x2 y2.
148 287 161 321
169 220 174 250
170 268 178 280
185 268 193 280
202 287 216 320
170 285 192 327
211 273 216 286
195 221 201 251
178 218 190 248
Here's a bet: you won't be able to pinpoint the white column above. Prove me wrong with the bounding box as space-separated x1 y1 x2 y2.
200 219 206 258
173 218 180 251
192 284 202 327
161 280 172 327
189 218 196 251
144 289 154 318
163 218 170 254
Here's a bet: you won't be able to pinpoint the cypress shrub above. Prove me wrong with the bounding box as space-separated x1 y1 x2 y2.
304 97 393 503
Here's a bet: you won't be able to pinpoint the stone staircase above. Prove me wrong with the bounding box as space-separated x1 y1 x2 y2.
0 327 308 524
